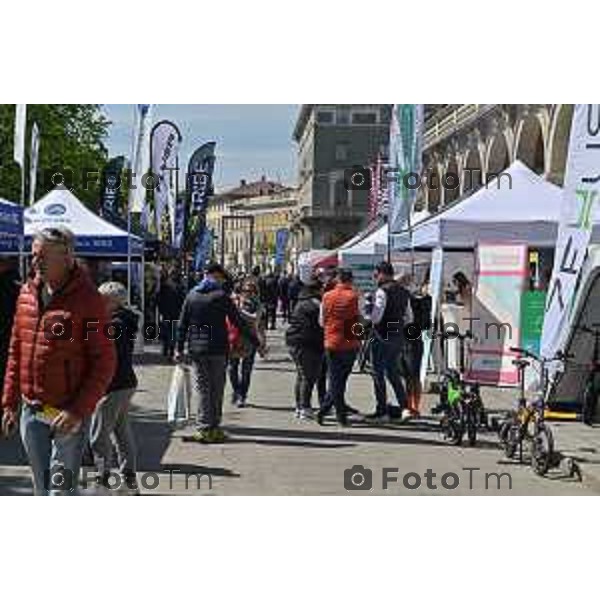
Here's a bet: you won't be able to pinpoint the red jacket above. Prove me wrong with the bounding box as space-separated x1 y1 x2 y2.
2 265 116 419
322 282 361 352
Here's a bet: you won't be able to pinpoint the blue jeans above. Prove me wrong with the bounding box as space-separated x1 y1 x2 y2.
20 404 88 496
321 350 357 417
228 351 256 400
371 336 407 415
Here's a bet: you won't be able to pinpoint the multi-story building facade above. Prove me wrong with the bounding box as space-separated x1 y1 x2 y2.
415 104 573 213
206 177 298 271
291 104 574 251
292 104 392 250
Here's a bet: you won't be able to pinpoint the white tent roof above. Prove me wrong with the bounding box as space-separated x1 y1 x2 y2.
24 188 143 256
340 210 430 256
393 161 599 249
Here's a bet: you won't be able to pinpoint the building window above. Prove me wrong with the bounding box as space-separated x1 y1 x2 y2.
317 111 333 124
352 112 377 125
335 143 348 161
334 179 347 210
337 107 350 125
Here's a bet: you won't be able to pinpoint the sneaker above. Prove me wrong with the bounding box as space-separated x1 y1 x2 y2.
210 427 227 443
294 408 301 418
365 412 390 424
231 393 240 406
401 409 412 422
116 476 140 496
192 429 216 443
237 397 247 408
336 414 349 427
298 408 314 420
85 475 113 496
343 405 360 415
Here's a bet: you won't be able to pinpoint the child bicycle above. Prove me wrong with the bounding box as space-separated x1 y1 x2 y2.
499 347 569 476
435 331 486 446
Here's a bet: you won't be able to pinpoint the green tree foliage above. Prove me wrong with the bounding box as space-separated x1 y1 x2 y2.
0 104 110 208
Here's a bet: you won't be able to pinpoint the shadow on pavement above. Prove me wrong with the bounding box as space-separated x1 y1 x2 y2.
134 353 174 367
249 403 296 413
223 424 500 450
253 365 295 373
0 473 32 496
0 435 31 495
161 463 240 478
221 437 355 449
129 406 174 472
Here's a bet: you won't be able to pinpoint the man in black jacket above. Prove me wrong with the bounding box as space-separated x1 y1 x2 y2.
0 258 19 422
368 262 413 422
176 263 257 443
158 271 185 360
285 277 324 419
263 270 279 330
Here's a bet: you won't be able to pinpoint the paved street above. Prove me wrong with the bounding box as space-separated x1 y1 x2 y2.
2 325 600 495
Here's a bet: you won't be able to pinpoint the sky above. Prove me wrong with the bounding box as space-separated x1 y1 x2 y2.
101 104 299 192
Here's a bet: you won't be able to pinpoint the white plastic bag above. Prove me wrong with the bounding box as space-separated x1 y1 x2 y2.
167 365 191 424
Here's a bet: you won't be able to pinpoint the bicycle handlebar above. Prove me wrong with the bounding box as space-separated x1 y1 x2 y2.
510 346 573 364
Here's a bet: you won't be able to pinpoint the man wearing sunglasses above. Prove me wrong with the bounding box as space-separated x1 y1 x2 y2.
1 227 116 495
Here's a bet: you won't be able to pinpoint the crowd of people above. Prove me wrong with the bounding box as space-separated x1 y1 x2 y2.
0 224 435 495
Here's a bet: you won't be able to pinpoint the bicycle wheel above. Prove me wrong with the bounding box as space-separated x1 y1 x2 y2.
467 406 477 447
530 423 554 476
441 413 463 445
500 421 520 459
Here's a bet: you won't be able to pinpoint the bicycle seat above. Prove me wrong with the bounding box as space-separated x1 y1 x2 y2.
512 359 530 369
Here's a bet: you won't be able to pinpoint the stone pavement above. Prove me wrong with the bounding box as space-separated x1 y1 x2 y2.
2 325 600 495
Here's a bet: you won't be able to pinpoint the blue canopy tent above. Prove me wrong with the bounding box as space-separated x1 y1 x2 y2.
0 197 23 255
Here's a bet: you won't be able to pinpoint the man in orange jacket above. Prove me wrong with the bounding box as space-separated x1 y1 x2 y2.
317 269 361 426
1 227 116 495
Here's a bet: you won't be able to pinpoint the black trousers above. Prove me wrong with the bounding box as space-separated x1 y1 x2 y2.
320 350 357 418
289 346 323 410
266 303 277 330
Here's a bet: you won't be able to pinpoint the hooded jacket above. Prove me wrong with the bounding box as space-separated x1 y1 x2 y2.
2 265 116 419
285 284 324 352
177 276 257 357
107 306 139 393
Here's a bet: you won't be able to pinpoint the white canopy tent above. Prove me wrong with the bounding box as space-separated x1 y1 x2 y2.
24 188 144 256
392 161 600 250
339 210 431 258
24 189 146 338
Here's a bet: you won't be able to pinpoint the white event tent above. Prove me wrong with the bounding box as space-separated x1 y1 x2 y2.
24 188 144 256
392 160 600 250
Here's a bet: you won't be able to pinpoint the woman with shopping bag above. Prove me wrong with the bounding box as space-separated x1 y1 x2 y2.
227 278 267 407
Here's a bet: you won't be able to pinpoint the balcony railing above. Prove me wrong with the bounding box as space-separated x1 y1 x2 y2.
424 104 497 150
294 205 365 221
